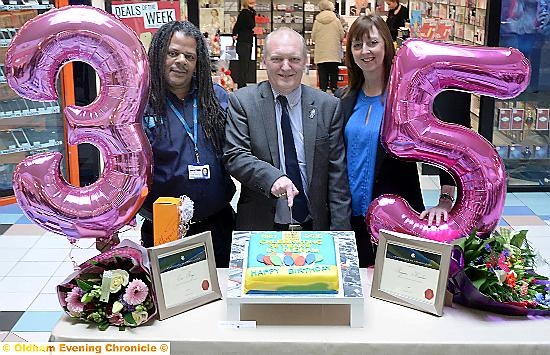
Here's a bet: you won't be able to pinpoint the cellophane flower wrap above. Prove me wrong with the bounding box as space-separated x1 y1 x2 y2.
57 240 157 330
448 228 550 316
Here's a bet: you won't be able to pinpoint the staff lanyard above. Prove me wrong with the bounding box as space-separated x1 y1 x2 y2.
168 98 200 164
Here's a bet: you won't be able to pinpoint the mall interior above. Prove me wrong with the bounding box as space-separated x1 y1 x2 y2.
1 0 550 342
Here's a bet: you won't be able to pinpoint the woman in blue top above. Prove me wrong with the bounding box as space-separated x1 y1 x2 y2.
336 15 455 267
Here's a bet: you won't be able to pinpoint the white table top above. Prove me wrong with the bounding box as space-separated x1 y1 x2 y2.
50 269 550 355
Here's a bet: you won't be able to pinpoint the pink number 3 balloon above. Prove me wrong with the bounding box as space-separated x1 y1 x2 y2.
366 39 530 243
5 6 152 240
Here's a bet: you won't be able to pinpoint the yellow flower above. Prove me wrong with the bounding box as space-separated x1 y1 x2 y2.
131 310 149 326
109 269 129 293
112 301 124 313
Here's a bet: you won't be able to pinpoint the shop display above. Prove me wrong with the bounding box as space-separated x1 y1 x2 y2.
0 0 66 201
243 231 340 294
216 1 317 68
490 0 550 189
409 0 487 45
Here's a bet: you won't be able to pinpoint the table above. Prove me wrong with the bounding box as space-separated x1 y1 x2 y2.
50 269 550 355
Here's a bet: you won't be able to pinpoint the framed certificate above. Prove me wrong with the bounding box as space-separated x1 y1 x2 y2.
371 230 452 316
148 231 222 320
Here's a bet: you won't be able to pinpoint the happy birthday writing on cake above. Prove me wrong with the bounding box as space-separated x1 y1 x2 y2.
250 265 332 277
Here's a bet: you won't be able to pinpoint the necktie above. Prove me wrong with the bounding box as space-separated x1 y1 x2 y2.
277 95 309 223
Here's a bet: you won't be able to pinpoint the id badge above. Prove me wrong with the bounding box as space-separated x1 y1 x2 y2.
188 164 210 180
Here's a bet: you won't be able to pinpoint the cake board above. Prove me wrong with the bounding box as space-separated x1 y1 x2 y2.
226 231 365 328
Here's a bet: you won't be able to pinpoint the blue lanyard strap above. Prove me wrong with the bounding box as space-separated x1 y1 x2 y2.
168 97 200 163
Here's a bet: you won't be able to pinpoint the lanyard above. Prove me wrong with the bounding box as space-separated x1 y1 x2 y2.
168 98 200 164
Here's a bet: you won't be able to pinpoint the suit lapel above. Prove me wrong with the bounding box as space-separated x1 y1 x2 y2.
301 85 317 187
259 82 280 168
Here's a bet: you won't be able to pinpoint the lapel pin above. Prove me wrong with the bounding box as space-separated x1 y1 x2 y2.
309 108 316 119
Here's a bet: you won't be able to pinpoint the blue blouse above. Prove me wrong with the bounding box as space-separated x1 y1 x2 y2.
344 91 385 217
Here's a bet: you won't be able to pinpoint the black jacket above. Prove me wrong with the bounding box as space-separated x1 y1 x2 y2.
336 88 425 212
232 8 256 44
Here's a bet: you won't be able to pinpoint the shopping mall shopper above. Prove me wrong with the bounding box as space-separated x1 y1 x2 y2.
223 27 351 231
336 15 454 267
385 0 409 42
140 21 235 267
232 0 256 88
311 0 345 93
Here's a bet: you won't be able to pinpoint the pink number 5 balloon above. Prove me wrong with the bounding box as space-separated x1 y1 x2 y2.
366 39 530 243
5 6 152 240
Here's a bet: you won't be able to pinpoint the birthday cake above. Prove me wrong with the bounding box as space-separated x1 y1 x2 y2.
244 231 339 294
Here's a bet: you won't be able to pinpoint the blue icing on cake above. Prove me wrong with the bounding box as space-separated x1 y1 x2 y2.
244 231 339 294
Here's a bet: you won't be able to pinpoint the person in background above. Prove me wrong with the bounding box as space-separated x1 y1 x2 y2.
311 0 345 93
335 15 454 267
232 0 256 88
140 21 235 267
385 0 409 42
224 27 351 231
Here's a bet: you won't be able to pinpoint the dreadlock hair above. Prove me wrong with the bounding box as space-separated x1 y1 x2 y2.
148 21 226 154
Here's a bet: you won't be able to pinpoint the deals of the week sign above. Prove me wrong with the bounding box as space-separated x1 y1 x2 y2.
111 1 182 50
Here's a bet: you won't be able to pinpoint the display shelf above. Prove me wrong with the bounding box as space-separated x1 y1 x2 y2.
1 0 69 201
210 1 315 69
0 98 60 117
409 0 486 45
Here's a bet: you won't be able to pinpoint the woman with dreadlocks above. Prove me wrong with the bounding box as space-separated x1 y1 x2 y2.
140 21 236 267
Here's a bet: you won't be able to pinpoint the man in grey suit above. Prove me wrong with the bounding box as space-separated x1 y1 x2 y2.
223 27 351 231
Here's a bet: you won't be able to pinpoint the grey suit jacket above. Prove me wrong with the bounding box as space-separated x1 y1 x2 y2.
223 81 351 230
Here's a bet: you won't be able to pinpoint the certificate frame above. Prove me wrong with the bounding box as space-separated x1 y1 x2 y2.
371 230 452 316
148 231 222 320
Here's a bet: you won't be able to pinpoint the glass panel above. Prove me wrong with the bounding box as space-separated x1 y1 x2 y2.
0 0 66 199
495 0 550 188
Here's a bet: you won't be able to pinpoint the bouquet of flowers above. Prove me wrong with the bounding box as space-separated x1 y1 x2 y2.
57 240 157 330
448 228 550 316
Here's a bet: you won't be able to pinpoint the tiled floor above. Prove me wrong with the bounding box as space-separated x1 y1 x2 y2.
1 175 550 343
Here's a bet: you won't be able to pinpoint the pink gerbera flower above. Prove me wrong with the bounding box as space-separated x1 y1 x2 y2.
107 312 124 326
65 287 85 315
123 279 149 305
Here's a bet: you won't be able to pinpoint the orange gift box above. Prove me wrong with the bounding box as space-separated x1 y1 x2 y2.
153 197 182 246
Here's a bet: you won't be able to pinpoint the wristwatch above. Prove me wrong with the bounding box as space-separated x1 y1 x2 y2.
439 192 455 203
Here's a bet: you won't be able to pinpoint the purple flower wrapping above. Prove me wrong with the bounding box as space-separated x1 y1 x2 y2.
57 239 158 329
448 247 550 316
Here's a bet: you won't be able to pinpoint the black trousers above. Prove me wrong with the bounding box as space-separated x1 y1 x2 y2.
317 62 340 92
235 41 252 89
351 215 377 267
141 204 235 268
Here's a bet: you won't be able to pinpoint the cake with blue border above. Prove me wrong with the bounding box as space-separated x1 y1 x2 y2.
244 231 339 294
